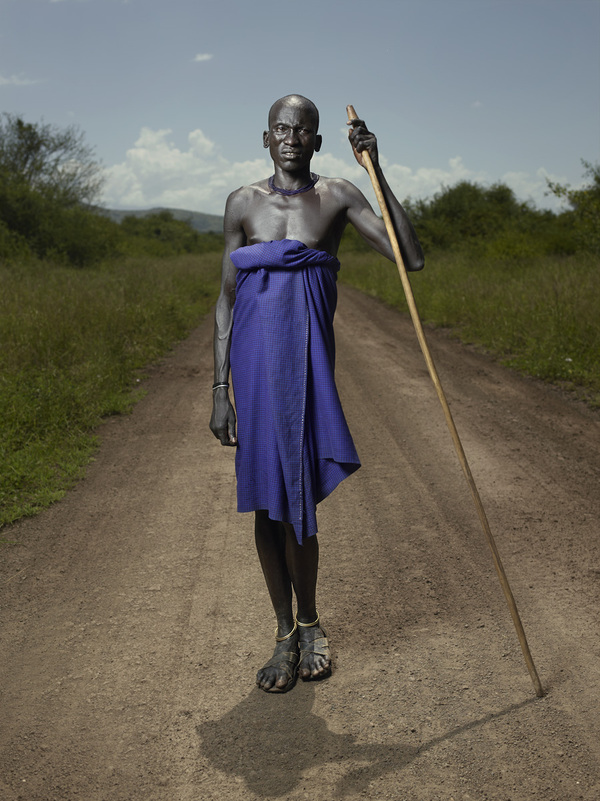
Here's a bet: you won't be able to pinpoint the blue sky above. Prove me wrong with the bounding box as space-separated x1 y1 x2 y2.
1 0 598 215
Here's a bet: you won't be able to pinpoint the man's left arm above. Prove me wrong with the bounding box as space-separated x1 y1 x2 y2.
344 119 424 272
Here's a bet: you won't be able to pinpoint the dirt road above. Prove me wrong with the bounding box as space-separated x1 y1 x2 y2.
1 285 599 801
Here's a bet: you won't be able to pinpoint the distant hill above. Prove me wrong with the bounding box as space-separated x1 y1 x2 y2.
100 207 223 233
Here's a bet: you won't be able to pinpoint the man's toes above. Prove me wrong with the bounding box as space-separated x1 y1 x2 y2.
299 654 331 680
312 657 330 677
257 671 273 690
299 657 329 679
257 667 292 692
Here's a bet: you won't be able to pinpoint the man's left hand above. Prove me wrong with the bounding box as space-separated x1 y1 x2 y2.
347 119 379 168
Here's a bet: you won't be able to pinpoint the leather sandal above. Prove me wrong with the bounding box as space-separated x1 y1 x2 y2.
259 622 299 693
296 613 331 681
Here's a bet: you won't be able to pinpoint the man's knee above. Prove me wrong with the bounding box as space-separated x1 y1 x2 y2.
255 510 286 539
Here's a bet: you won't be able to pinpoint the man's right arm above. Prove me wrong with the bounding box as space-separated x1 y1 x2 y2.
209 189 247 446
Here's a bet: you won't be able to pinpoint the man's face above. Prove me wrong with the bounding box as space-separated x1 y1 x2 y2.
263 101 322 170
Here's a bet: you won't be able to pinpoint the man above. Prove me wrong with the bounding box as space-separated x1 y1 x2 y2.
210 95 424 693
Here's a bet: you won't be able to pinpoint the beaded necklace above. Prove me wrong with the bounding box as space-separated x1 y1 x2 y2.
268 173 319 196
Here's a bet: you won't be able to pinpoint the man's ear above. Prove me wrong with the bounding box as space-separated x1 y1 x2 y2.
263 130 270 148
314 134 322 153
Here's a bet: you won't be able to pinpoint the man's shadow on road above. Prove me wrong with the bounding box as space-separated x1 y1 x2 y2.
196 682 537 798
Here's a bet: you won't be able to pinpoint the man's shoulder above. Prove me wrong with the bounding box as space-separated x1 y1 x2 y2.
318 175 364 204
225 180 269 219
319 174 361 194
227 179 269 202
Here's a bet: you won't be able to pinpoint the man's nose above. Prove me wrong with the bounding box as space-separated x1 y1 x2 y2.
284 128 299 144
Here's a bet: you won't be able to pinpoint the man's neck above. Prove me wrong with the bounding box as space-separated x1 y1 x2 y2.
269 170 319 195
270 166 314 193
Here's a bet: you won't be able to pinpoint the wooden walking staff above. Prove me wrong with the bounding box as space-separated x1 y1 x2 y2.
347 105 544 698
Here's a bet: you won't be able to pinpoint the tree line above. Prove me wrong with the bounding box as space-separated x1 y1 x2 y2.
1 114 598 268
342 163 599 261
0 113 223 266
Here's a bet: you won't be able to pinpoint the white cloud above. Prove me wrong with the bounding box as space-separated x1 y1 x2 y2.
193 53 213 63
501 167 565 210
315 153 487 206
382 155 485 202
313 152 363 182
102 127 269 212
102 127 564 215
0 74 40 86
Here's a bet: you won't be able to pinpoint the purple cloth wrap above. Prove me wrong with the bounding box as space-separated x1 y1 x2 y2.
229 239 360 543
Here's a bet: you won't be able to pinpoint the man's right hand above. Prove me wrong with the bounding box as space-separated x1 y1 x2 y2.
210 395 238 446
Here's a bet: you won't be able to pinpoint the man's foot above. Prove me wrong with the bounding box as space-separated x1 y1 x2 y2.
256 627 299 693
297 614 331 681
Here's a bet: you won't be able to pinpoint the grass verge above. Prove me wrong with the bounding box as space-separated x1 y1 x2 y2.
339 249 600 405
0 254 221 528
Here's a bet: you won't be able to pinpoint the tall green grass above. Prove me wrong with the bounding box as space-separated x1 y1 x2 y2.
339 249 600 404
0 255 221 527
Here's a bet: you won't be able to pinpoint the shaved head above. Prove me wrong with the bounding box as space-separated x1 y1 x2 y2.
268 95 320 132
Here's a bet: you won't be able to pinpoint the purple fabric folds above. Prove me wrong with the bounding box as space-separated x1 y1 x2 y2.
229 239 360 543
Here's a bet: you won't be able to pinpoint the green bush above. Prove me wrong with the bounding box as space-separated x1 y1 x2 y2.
0 113 103 206
0 113 119 267
403 180 567 258
547 161 600 255
0 218 31 260
118 211 224 258
0 170 123 266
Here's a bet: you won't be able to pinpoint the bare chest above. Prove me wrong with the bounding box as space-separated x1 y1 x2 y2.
242 186 346 252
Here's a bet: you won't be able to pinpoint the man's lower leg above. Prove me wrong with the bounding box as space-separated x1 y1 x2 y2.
283 525 331 680
254 511 295 635
254 511 299 692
